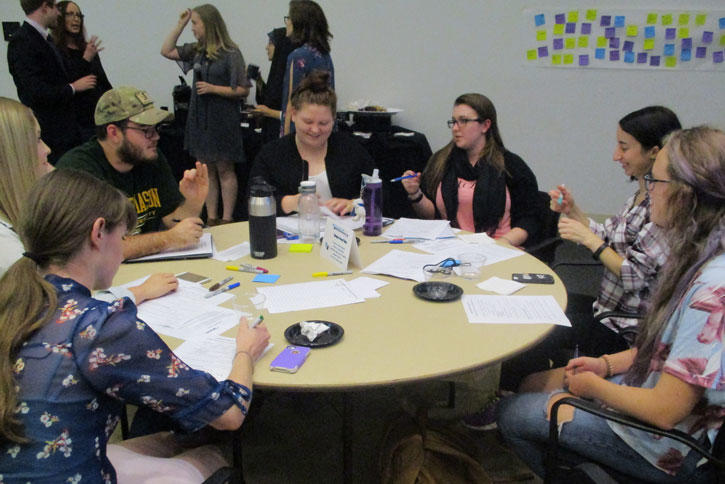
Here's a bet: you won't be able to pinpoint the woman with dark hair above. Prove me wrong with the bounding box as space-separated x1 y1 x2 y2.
250 70 373 216
49 1 112 140
281 0 334 135
498 126 725 482
161 4 251 225
0 169 270 482
401 93 541 246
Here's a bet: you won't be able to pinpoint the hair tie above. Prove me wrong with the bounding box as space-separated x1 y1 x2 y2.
22 252 42 264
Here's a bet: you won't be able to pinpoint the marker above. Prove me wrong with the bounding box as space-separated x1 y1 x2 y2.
573 344 579 359
312 270 353 277
389 174 417 183
248 315 264 328
556 184 565 206
204 282 240 298
209 276 233 291
226 264 266 274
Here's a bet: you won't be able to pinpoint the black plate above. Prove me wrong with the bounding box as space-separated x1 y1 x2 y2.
413 281 463 302
285 321 344 347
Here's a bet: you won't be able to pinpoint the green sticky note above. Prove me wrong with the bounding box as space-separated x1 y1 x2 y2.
678 27 689 39
626 25 638 37
597 36 607 47
536 30 547 41
289 243 313 253
678 13 690 26
553 24 565 35
586 9 597 21
695 14 707 26
567 10 579 23
563 54 574 64
665 56 677 68
578 36 589 48
720 34 725 46
565 38 576 49
643 38 655 50
661 14 673 26
552 54 562 65
646 13 658 24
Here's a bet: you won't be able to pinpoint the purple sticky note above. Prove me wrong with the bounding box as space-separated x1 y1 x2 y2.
553 38 564 50
595 48 606 59
682 38 692 50
600 15 611 27
579 54 590 66
680 49 691 62
624 51 635 63
614 16 625 27
664 43 675 56
535 14 545 27
714 51 724 64
605 27 616 38
581 23 592 35
609 37 620 48
623 40 634 51
555 13 566 24
665 28 676 40
719 17 725 29
650 55 661 66
703 31 713 44
538 46 549 57
610 50 620 61
644 26 656 38
696 46 707 58
565 22 576 34
637 52 648 63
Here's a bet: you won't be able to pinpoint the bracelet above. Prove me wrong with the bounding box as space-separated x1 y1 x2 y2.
592 242 608 260
234 350 255 367
408 190 424 204
601 354 613 378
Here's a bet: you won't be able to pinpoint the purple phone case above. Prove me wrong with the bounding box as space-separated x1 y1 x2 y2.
270 346 311 373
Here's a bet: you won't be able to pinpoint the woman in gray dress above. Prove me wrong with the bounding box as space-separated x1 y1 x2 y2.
162 4 251 225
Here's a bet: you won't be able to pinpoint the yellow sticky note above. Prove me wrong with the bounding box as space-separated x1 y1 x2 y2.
565 38 576 49
643 38 655 50
678 13 690 26
289 243 313 253
567 11 579 23
578 36 589 48
720 34 725 46
665 56 677 68
678 27 689 39
626 25 638 37
586 9 597 21
553 24 565 35
597 36 607 48
536 30 547 41
552 54 562 65
695 14 707 26
563 54 574 64
646 13 658 24
661 14 673 26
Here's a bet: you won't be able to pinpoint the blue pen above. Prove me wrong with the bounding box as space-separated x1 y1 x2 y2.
557 184 565 206
389 174 417 183
204 282 240 298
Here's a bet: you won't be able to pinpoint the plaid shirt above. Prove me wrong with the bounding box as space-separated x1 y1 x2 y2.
589 192 669 340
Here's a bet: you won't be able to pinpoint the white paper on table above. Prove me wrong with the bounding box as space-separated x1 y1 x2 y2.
136 299 242 339
123 277 234 306
174 335 274 381
462 295 571 326
277 212 363 236
256 279 364 314
346 276 389 299
126 233 214 262
214 242 250 262
382 218 454 240
458 232 496 244
477 277 525 295
361 249 441 282
413 238 478 256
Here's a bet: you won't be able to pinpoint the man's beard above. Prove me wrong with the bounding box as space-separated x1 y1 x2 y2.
118 138 157 166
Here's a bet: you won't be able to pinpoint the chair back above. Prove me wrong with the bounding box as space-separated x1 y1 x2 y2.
524 191 561 266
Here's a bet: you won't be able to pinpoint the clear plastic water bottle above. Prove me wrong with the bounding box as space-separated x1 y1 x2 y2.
298 180 320 243
362 169 383 236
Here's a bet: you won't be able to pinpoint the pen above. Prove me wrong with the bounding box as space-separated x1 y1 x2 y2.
226 264 266 274
573 344 579 359
204 282 240 298
371 237 426 244
389 174 417 183
557 184 565 206
282 231 299 240
209 276 233 292
312 270 353 277
248 315 264 328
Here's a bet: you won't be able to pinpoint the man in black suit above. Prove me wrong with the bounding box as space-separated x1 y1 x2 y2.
7 0 96 164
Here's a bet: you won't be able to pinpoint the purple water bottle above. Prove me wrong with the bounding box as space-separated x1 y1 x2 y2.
362 169 382 236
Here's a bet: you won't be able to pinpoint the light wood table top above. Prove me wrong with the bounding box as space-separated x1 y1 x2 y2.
113 222 566 391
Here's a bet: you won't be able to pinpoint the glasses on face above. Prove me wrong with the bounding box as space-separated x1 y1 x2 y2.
643 173 671 192
284 15 291 23
447 118 482 129
123 124 163 139
64 12 84 19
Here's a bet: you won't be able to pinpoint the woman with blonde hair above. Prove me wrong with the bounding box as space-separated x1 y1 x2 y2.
162 4 251 225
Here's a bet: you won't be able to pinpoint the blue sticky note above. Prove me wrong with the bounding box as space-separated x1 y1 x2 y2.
665 28 676 40
696 46 707 58
637 52 648 63
609 37 620 49
605 27 616 38
714 51 724 63
623 40 634 51
680 49 691 61
644 26 656 38
538 46 549 57
664 43 675 56
614 16 625 28
579 54 589 66
610 50 620 61
650 55 661 66
535 14 545 27
555 13 565 24
703 31 713 43
600 15 611 27
624 51 635 63
681 38 692 50
253 273 280 283
719 17 725 29
581 23 592 35
595 48 606 59
553 38 564 50
565 22 576 34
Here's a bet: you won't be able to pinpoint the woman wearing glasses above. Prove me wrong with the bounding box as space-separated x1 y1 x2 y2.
50 1 112 141
161 4 251 226
401 93 540 246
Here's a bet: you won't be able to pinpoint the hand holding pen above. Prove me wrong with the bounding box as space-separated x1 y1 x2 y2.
167 217 204 249
398 170 421 196
235 316 270 361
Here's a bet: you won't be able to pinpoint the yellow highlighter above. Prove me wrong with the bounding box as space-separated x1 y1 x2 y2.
312 271 353 277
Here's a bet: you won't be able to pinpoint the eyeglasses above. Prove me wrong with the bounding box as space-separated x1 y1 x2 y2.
643 173 671 191
446 118 482 129
64 12 84 19
283 15 291 23
122 124 163 139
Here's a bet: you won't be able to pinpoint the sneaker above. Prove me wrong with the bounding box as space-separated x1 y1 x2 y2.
461 396 501 431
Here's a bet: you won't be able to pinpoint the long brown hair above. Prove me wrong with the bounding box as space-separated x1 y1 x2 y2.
289 0 332 54
422 93 505 197
0 169 136 443
192 3 238 61
49 1 87 55
627 127 725 385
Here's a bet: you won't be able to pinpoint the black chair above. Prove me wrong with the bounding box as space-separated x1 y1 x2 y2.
524 191 561 266
545 396 725 483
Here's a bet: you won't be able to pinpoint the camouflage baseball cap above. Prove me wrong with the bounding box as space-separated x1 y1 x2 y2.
94 86 173 126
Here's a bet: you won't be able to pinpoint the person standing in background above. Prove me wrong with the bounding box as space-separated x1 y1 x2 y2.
161 4 251 226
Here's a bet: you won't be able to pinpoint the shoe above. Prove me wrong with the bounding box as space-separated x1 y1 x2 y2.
461 396 501 431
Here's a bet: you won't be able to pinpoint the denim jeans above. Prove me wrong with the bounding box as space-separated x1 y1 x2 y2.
497 392 711 482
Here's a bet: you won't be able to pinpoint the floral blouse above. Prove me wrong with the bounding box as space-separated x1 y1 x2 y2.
0 275 252 483
609 253 725 475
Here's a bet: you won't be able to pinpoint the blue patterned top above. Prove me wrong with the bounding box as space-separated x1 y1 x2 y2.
0 275 252 483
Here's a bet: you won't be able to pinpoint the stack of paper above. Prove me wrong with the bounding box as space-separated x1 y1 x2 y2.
361 249 441 282
462 295 570 326
256 279 364 313
382 218 455 240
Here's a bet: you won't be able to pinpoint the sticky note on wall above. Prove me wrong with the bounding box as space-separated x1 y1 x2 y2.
626 25 638 37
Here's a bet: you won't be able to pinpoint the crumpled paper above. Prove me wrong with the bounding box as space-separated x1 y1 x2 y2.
300 321 330 342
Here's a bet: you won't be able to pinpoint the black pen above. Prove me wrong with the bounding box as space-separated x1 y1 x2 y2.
209 276 233 291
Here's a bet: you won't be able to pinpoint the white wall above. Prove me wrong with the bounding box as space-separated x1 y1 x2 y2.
1 0 723 214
